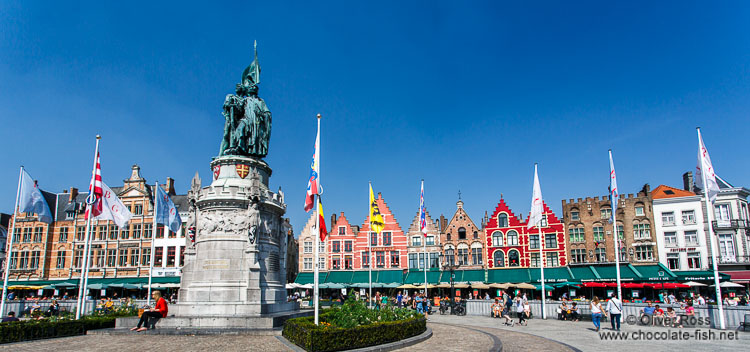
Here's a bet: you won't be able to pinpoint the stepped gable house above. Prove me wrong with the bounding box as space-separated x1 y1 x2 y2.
484 198 567 269
296 213 325 273
441 198 484 269
327 212 359 270
562 184 659 265
354 193 407 270
406 208 442 270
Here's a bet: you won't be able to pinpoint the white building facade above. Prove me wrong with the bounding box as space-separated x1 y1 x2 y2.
653 185 709 271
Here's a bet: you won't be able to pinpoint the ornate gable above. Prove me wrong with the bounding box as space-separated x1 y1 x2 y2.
406 209 440 236
486 198 524 228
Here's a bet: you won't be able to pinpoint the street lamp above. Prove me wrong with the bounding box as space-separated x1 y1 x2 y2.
658 269 666 300
439 252 461 314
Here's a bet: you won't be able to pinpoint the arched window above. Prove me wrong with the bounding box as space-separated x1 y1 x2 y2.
498 214 508 227
492 231 503 246
446 233 451 241
493 250 505 268
508 250 520 267
458 227 467 240
506 230 518 246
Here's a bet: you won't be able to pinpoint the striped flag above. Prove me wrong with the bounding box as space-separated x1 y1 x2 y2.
419 180 427 235
85 153 103 218
318 199 327 241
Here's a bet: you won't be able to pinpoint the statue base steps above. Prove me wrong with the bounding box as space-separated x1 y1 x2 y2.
112 309 311 331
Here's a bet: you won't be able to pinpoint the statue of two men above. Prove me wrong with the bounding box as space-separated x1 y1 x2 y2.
219 45 272 158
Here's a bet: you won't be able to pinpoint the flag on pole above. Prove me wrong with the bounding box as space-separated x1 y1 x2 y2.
85 153 103 219
527 164 544 229
318 199 327 241
155 184 182 233
419 180 427 236
609 150 618 223
304 124 321 212
369 184 384 234
95 182 133 229
19 169 53 224
695 129 720 204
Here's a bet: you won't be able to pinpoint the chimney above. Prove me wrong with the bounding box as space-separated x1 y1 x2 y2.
683 171 693 192
440 215 447 232
166 177 176 195
69 187 78 202
331 213 337 228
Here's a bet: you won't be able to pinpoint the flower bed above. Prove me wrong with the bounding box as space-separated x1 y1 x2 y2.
283 299 427 352
0 315 123 344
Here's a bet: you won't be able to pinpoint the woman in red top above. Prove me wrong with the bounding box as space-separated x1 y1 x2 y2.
132 291 168 332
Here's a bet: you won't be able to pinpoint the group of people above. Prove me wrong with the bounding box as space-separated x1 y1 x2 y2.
589 294 623 332
490 292 530 326
556 301 580 321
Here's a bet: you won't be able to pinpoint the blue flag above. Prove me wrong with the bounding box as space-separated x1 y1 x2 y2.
155 185 182 233
19 169 53 224
609 150 618 224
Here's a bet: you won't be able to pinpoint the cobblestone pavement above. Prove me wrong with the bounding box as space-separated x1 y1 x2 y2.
3 315 745 351
427 314 749 352
0 334 289 352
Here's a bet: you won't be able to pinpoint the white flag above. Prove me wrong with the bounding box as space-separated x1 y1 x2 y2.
96 182 133 228
695 129 720 204
527 164 544 229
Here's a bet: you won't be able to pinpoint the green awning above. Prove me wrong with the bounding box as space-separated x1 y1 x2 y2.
462 270 485 283
568 266 600 281
404 270 441 284
351 271 371 284
294 272 327 284
488 268 531 283
375 270 403 284
533 284 555 291
325 271 354 284
529 267 575 283
673 270 730 281
630 264 677 281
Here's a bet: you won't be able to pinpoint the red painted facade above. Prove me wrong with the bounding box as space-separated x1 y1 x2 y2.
327 213 358 270
484 199 567 269
354 193 408 270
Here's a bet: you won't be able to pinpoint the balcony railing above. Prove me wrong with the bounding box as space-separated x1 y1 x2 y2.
712 220 750 230
709 255 750 265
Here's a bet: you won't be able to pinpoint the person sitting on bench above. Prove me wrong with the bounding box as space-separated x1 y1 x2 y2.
131 291 168 332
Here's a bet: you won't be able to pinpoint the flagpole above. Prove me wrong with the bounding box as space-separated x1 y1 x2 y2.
76 135 100 319
0 166 24 316
368 182 372 310
698 127 725 329
610 150 623 301
534 164 546 319
313 113 321 325
421 180 428 297
148 180 158 306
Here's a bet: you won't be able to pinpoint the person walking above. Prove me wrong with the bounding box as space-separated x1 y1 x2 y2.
606 293 623 331
515 296 527 326
590 296 606 332
396 291 403 308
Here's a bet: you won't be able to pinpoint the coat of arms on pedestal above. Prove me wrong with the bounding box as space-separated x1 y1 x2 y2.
236 164 250 179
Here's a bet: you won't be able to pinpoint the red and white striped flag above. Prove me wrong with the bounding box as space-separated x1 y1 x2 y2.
85 153 103 218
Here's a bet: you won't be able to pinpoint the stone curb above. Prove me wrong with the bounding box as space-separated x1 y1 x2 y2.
276 326 433 352
87 327 282 336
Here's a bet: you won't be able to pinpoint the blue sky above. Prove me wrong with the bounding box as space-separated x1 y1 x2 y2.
1 1 749 234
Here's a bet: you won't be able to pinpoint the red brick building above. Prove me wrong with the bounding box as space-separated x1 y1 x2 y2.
354 193 407 270
485 198 567 269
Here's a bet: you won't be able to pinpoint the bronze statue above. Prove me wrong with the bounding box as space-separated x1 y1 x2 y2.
219 41 272 158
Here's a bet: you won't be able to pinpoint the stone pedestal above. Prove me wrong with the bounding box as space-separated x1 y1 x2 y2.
172 155 297 324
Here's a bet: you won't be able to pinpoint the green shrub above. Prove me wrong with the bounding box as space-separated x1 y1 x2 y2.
0 316 119 344
283 299 426 352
